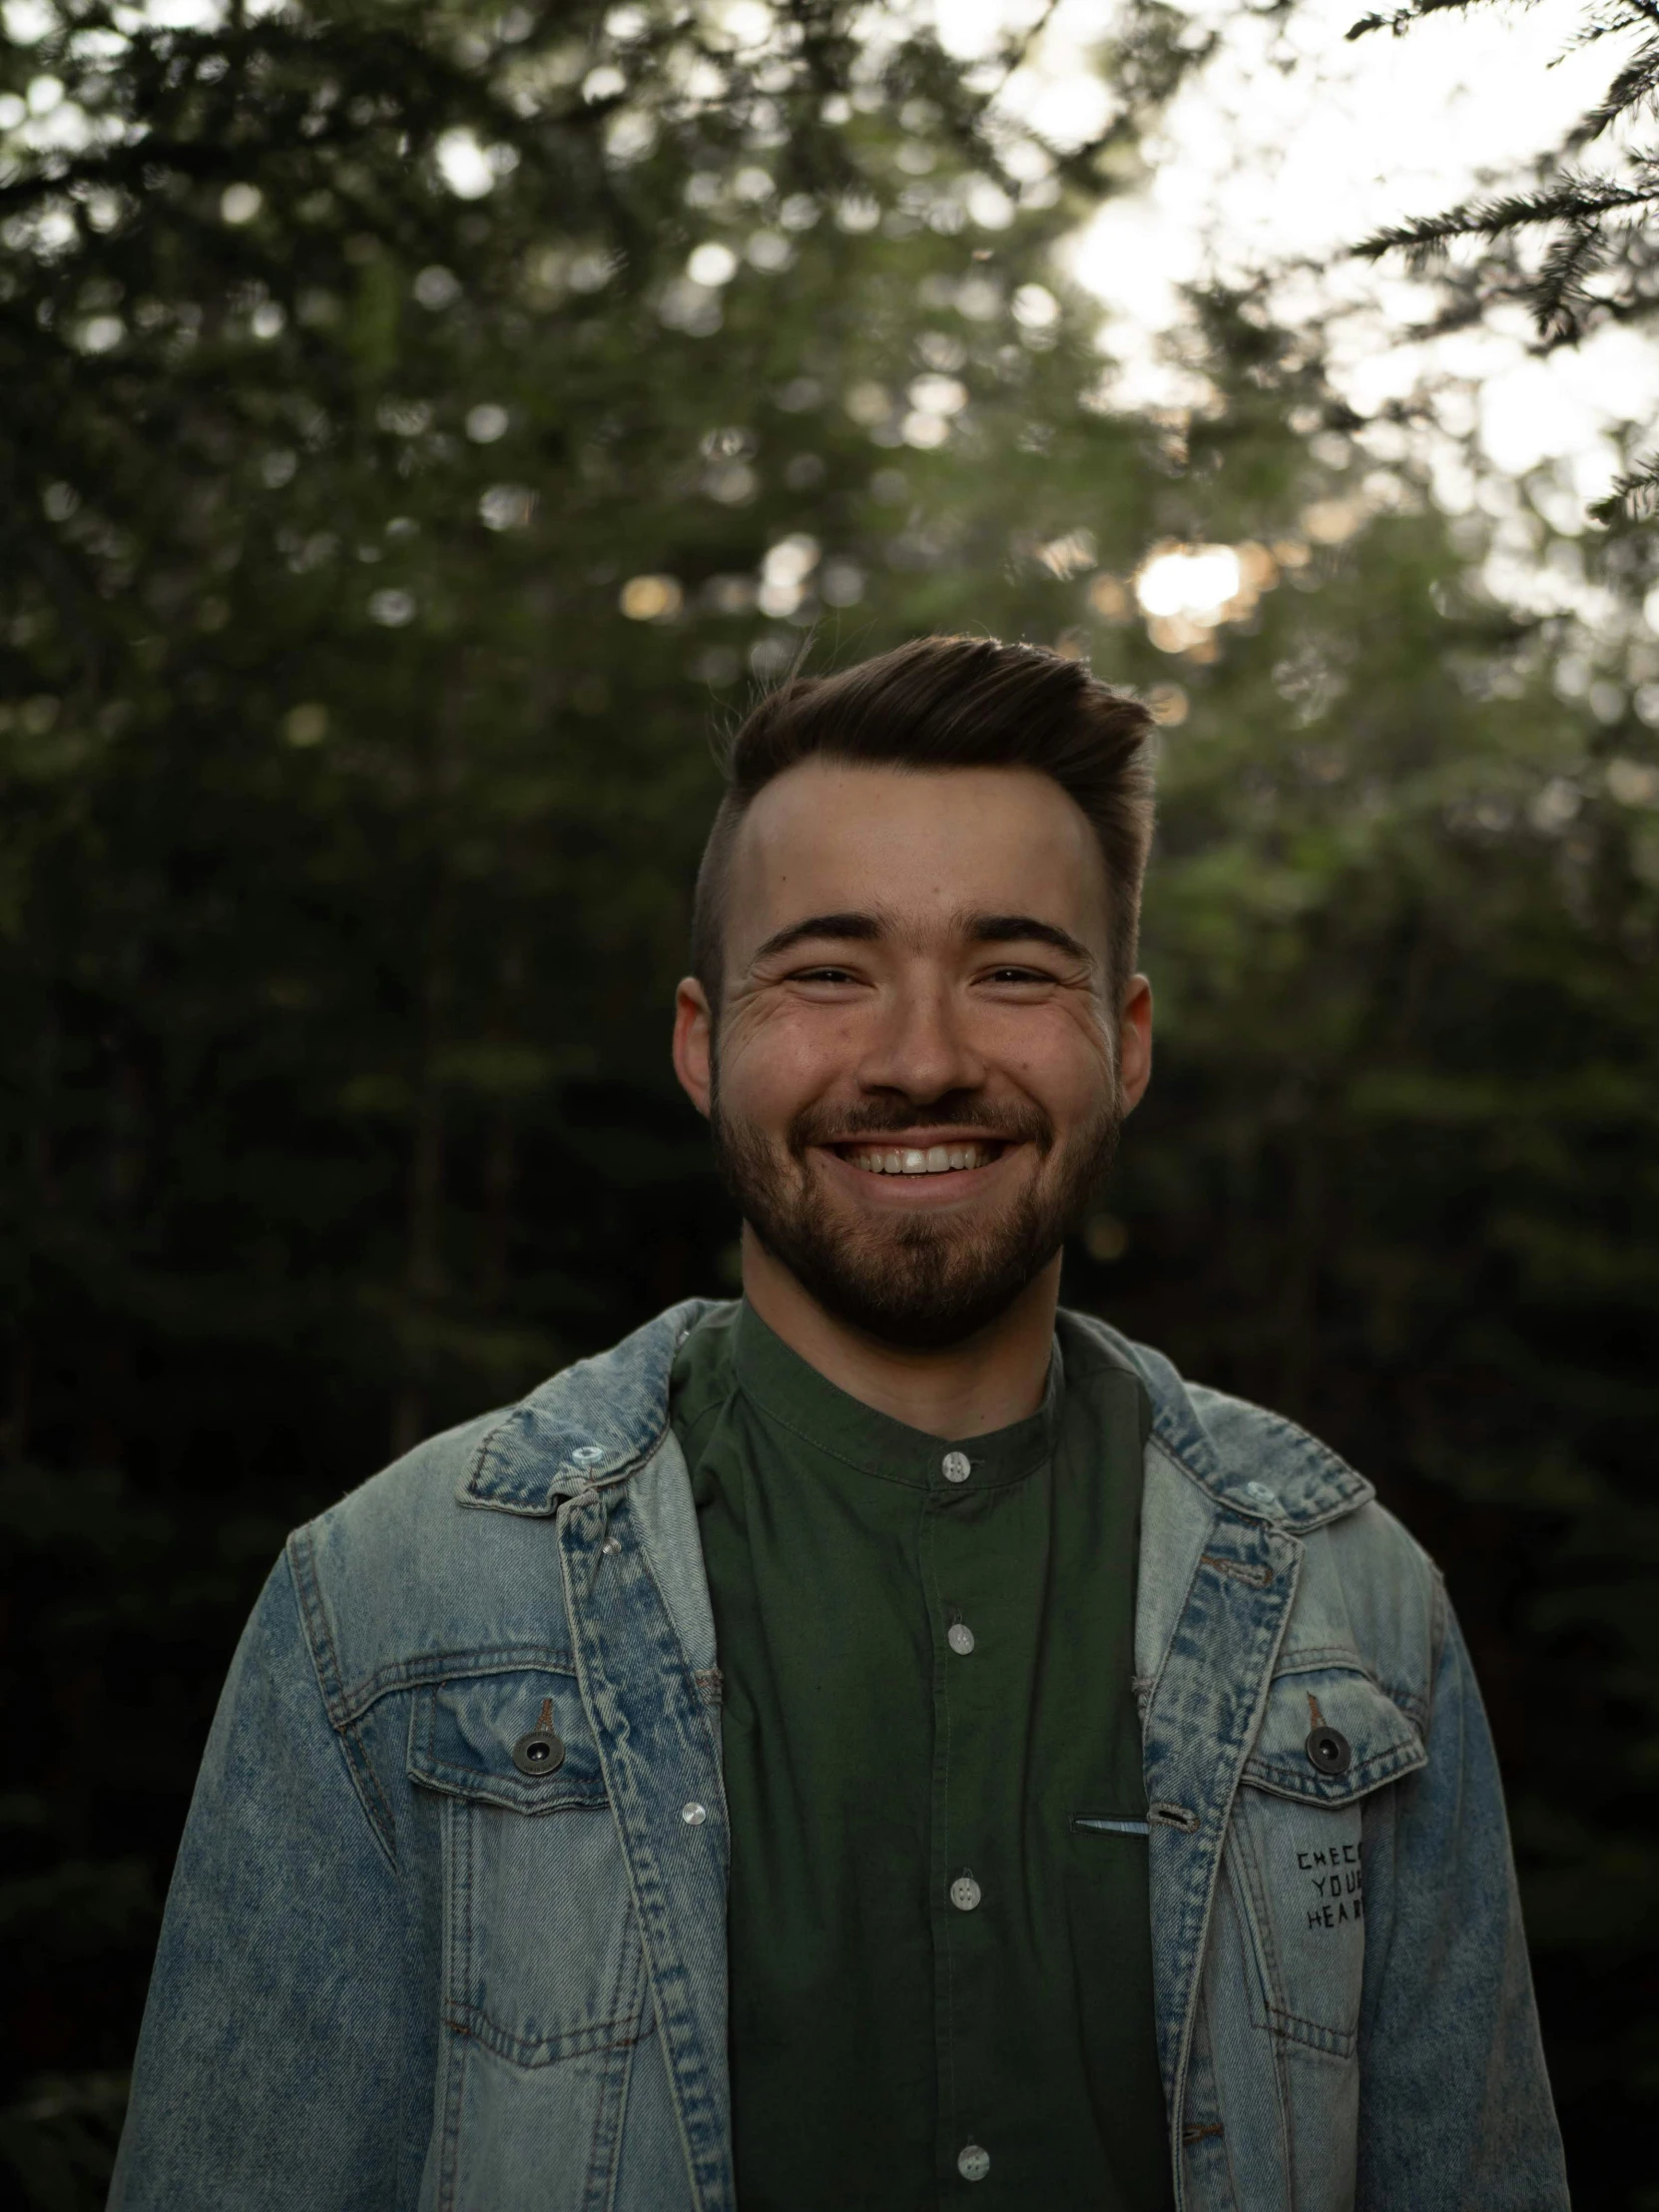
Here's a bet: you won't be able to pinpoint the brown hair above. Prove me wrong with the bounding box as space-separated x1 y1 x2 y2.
691 634 1158 1012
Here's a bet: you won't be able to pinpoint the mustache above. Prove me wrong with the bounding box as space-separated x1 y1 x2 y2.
787 1093 1054 1152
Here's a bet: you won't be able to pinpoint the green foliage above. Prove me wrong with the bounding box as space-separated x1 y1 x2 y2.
0 0 1654 2206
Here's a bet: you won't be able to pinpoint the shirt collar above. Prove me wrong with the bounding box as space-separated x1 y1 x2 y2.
731 1298 1062 1492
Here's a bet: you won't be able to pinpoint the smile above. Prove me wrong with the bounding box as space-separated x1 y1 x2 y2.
834 1141 1003 1177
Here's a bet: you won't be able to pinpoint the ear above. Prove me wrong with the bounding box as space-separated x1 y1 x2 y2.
673 976 714 1119
1118 974 1153 1113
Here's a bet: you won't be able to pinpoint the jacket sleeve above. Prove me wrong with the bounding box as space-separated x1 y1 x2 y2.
1354 1590 1569 2210
109 1552 407 2211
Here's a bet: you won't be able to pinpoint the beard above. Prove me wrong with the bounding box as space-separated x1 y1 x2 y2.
709 1076 1124 1354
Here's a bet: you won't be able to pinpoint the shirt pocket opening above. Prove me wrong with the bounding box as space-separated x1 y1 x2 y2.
1070 1812 1152 1837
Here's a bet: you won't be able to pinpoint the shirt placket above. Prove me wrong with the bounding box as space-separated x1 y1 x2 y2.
925 1443 1002 2198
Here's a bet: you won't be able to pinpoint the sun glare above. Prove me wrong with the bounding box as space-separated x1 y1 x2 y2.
1134 544 1242 623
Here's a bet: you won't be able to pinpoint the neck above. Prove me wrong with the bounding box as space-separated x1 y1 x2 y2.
739 1228 1062 1438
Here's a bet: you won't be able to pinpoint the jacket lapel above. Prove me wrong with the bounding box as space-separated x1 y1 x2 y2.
560 1433 734 2212
1137 1461 1301 2178
1078 1305 1374 2205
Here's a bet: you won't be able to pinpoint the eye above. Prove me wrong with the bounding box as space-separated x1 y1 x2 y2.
982 965 1053 985
790 964 859 984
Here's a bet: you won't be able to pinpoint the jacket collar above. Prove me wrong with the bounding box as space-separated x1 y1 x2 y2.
1064 1312 1374 1533
460 1298 720 1514
460 1298 1374 1533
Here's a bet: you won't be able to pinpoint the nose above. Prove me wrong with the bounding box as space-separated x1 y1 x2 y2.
856 968 986 1104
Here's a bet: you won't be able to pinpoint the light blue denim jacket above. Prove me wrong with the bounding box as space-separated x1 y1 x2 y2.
111 1302 1568 2212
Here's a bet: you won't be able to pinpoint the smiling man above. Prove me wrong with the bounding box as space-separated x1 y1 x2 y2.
113 637 1567 2212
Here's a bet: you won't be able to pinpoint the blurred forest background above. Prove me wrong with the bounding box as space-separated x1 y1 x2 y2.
2 0 1657 2203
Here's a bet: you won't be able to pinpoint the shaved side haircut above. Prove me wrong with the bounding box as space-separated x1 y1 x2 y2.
692 634 1159 1013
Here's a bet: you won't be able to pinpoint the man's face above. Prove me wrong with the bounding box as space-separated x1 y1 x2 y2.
673 760 1152 1350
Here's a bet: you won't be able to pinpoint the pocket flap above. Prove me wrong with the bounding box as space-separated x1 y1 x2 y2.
407 1669 609 1815
1243 1663 1426 1805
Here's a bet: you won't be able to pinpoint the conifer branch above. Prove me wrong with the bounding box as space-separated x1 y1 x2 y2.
1358 171 1659 261
1589 449 1659 518
1347 0 1486 42
1353 0 1659 519
1569 30 1659 141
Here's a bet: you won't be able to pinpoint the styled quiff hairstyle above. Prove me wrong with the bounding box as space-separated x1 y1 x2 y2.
691 634 1159 1013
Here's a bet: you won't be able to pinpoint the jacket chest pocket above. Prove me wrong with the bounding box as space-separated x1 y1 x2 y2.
1225 1663 1426 2060
408 1669 651 2068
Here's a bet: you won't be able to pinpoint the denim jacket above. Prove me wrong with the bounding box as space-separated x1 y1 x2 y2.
110 1301 1568 2212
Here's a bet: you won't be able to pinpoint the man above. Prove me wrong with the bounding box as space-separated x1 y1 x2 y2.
112 636 1567 2211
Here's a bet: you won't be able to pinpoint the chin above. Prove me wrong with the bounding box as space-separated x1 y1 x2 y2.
758 1195 1062 1353
711 1093 1120 1347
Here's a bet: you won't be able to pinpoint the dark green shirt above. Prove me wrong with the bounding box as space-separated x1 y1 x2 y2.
670 1302 1172 2212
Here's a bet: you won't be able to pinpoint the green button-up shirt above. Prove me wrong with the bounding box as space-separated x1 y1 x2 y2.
670 1301 1172 2212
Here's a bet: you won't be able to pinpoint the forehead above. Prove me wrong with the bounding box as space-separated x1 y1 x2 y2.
725 759 1109 957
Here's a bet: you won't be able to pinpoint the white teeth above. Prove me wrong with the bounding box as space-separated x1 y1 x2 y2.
844 1142 994 1175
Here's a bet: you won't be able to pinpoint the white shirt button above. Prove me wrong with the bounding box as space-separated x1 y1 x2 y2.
947 1621 975 1656
958 2144 991 2183
1246 1479 1278 1504
949 1874 981 1912
681 1802 707 1826
941 1450 971 1484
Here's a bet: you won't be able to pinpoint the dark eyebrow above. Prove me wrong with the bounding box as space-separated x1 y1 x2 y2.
968 914 1093 964
749 912 883 964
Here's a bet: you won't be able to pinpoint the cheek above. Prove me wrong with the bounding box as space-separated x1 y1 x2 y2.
719 1004 862 1120
984 1006 1115 1115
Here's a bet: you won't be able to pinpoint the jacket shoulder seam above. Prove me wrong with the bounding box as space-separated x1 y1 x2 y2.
284 1527 399 1873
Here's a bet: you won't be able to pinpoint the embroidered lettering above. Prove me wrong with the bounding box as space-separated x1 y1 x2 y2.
1299 1836 1363 1928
